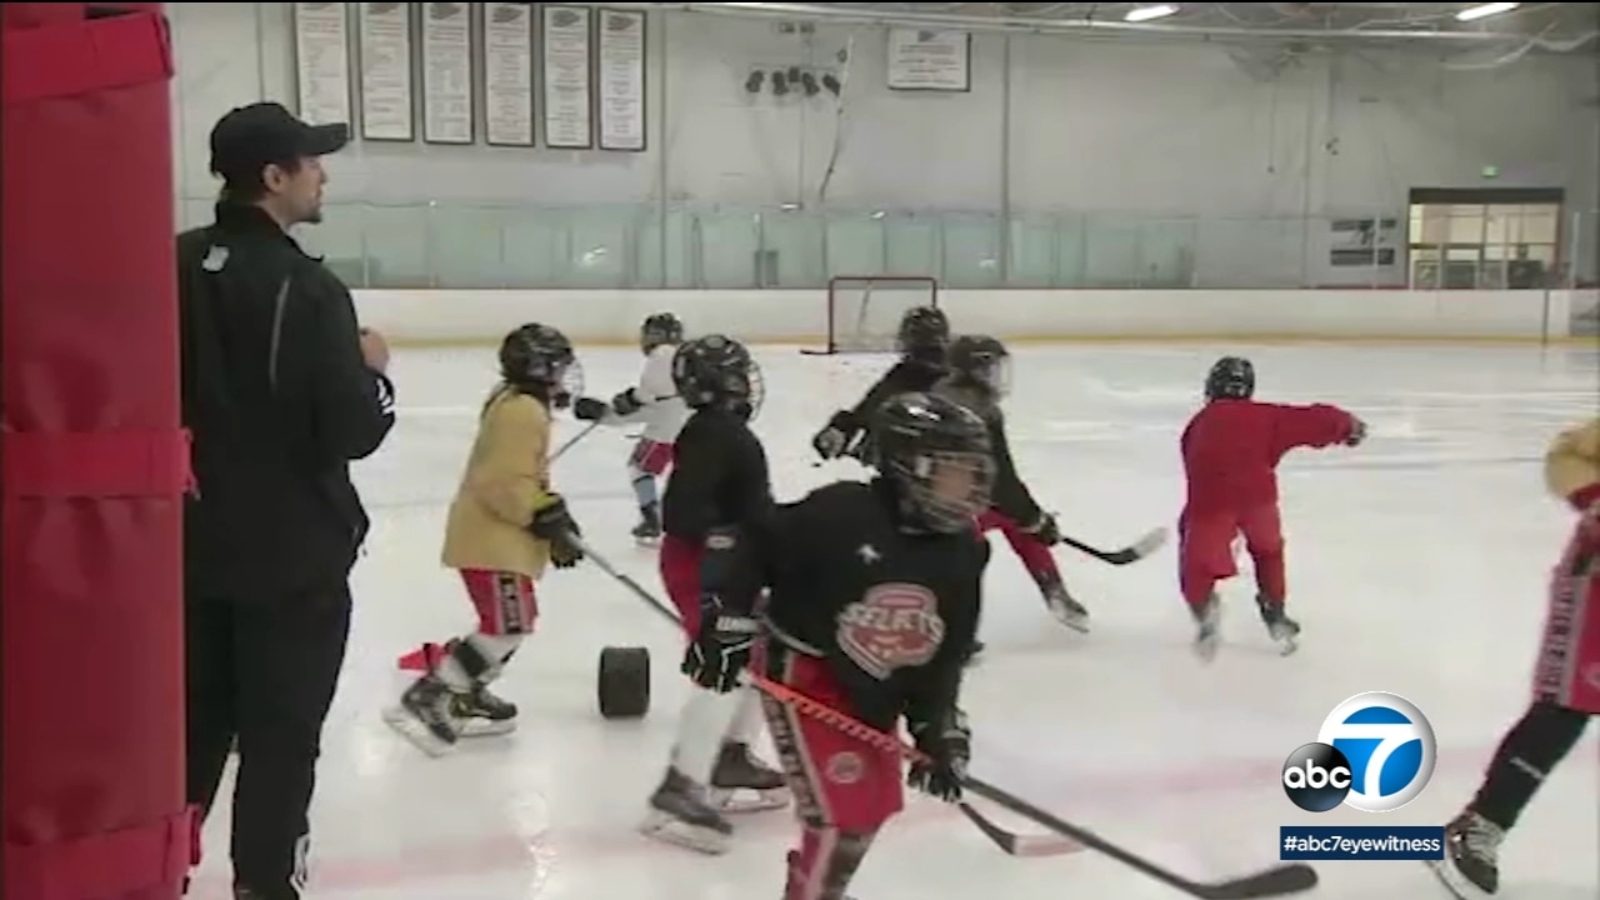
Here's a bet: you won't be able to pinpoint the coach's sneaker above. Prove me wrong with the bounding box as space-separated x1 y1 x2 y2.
1256 594 1301 656
451 683 518 737
383 674 461 757
1042 578 1090 633
1427 810 1503 897
1192 594 1221 663
640 767 733 854
710 741 790 812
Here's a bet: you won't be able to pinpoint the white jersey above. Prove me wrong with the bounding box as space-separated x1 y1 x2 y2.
621 343 690 443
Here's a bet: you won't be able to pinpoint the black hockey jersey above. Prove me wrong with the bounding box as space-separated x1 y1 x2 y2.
932 375 1044 527
830 359 946 436
662 407 773 541
722 480 988 730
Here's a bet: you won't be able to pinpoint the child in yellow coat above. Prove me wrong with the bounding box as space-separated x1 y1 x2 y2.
385 323 586 756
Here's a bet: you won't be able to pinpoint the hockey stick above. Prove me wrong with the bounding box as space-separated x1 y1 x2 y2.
552 422 601 462
747 672 1320 900
568 535 1071 858
1057 525 1169 566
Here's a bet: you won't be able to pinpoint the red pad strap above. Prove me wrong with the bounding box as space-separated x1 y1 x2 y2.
3 806 193 900
2 8 172 107
1 429 193 498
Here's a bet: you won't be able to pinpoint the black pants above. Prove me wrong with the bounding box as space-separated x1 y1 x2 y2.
186 584 352 899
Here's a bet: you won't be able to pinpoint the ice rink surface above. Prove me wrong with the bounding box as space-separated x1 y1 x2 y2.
188 341 1600 900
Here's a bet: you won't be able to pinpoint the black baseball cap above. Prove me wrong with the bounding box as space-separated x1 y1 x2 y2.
209 101 349 182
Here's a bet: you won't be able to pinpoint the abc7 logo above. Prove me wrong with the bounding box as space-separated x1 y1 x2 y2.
1281 692 1437 813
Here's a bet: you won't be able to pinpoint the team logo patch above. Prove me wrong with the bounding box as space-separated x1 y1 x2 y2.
836 583 945 680
826 751 864 785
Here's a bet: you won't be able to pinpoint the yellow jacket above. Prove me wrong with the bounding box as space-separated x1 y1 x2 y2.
441 385 555 578
1544 416 1600 511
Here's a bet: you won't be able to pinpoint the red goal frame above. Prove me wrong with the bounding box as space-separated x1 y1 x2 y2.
801 274 941 355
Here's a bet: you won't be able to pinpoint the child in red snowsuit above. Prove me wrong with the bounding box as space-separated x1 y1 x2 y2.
1179 356 1365 661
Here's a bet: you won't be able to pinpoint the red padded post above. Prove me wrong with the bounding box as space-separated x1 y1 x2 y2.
2 5 191 900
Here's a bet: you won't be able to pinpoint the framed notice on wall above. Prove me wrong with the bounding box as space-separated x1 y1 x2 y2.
542 5 594 149
597 9 646 151
886 28 971 92
292 3 352 127
357 2 414 141
482 2 535 146
422 2 474 144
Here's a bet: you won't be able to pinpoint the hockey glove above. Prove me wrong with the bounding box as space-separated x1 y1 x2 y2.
1345 416 1368 447
907 707 971 803
572 396 609 422
812 424 849 460
1025 512 1062 546
682 601 760 693
611 388 645 417
528 495 585 568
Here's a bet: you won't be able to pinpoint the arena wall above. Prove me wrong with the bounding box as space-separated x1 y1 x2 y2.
354 289 1598 348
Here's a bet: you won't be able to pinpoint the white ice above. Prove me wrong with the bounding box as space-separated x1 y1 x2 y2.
189 341 1600 900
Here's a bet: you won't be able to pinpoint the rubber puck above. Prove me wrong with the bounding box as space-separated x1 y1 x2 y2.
598 646 651 719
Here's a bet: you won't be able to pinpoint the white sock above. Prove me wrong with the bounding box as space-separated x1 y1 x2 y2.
725 687 765 746
437 632 523 690
670 686 742 784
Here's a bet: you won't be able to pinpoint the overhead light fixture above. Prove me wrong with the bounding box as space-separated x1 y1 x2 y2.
1455 2 1520 21
1124 4 1178 22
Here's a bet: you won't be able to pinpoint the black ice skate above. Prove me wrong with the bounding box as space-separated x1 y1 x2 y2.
639 767 733 855
382 674 461 757
451 683 519 737
1426 811 1503 898
1256 594 1301 656
1192 594 1221 663
632 502 663 546
1043 578 1090 633
710 741 790 813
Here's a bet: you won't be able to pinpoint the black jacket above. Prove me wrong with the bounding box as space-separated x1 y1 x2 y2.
178 202 395 600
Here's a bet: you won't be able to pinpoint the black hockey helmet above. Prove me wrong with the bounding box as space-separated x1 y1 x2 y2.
640 312 684 354
672 333 765 421
896 305 950 366
945 334 1012 399
498 322 583 408
870 391 995 534
1204 356 1254 400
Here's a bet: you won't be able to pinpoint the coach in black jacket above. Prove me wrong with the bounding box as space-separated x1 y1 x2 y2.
178 101 395 899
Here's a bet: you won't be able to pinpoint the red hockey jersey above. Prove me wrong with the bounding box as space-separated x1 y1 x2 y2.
1181 398 1356 514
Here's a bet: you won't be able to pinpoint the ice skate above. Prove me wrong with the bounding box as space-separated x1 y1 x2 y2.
382 673 461 757
1426 811 1503 898
451 683 518 737
1192 594 1221 663
639 767 733 854
1043 579 1090 633
1256 594 1300 656
963 639 986 667
709 741 790 813
632 502 663 546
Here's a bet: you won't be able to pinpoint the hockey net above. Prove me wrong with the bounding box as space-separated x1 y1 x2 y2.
803 275 940 355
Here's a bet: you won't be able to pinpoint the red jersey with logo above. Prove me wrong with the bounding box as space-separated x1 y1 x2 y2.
727 479 989 730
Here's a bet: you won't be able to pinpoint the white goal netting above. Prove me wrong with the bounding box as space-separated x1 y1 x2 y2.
812 276 940 354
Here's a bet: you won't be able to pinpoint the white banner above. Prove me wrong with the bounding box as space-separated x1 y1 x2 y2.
542 5 594 149
597 9 646 151
358 2 414 141
482 2 535 146
886 28 971 92
422 2 473 144
293 3 352 126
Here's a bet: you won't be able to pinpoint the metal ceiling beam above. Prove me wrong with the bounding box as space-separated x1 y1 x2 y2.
602 2 1566 43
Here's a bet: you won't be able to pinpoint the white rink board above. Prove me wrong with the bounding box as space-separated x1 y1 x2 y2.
352 288 1596 346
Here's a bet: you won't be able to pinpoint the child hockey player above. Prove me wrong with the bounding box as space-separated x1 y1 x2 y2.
811 305 949 462
573 312 687 545
384 323 587 754
642 333 789 854
1427 416 1600 899
685 391 993 900
1178 356 1365 662
933 334 1090 634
